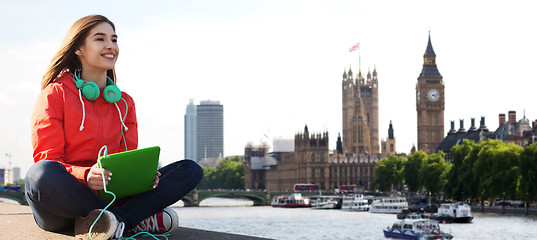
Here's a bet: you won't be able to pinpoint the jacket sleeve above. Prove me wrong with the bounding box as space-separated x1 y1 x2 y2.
119 94 138 152
31 85 91 184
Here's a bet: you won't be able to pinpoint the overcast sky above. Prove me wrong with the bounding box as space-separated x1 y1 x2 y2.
1 0 536 176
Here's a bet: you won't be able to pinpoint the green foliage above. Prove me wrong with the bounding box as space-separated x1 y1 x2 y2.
374 154 406 192
197 156 244 190
419 151 450 195
517 142 537 202
404 150 427 192
472 140 521 200
445 139 474 200
375 138 536 202
444 139 535 202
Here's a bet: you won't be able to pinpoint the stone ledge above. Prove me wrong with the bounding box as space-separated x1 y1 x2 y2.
0 202 272 240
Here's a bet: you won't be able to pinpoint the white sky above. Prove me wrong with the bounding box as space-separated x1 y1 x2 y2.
1 0 536 177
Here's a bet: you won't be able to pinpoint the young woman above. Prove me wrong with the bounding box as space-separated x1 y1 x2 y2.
25 15 203 240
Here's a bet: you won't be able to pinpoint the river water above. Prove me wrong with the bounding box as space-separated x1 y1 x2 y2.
3 197 536 239
172 198 537 240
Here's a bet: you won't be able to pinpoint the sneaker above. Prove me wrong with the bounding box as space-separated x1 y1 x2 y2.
128 208 179 235
74 209 124 240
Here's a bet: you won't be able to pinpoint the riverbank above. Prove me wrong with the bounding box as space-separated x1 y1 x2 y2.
0 201 272 240
471 205 537 216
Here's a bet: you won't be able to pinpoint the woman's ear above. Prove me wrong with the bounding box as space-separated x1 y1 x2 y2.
75 50 82 56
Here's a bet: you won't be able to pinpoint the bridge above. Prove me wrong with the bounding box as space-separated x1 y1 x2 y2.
183 190 320 207
0 191 26 205
0 190 321 207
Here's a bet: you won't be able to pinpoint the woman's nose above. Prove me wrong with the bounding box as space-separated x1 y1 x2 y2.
105 40 117 50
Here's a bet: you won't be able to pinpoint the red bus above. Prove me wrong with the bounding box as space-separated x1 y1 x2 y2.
338 185 357 194
294 183 319 191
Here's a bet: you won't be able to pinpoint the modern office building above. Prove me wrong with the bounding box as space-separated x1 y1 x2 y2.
12 167 20 182
0 168 5 185
184 99 197 161
184 100 224 162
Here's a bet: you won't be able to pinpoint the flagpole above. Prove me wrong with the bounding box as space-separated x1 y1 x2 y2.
349 42 360 74
359 41 361 73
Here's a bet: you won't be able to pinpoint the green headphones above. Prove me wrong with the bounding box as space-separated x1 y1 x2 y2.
73 69 121 103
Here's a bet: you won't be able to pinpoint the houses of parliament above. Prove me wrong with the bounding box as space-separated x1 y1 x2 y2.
244 35 444 191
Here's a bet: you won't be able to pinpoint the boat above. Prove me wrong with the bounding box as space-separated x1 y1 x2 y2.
341 194 370 211
429 202 473 223
383 218 453 239
369 197 408 214
310 195 342 209
397 209 427 220
271 193 311 208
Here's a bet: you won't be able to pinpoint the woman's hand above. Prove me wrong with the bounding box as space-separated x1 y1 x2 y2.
86 163 112 191
153 171 161 189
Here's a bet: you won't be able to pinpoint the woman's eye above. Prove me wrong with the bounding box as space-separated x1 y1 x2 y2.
96 38 104 41
112 39 117 43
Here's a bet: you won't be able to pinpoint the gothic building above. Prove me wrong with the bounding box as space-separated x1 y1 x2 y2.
244 126 381 191
342 67 379 155
244 65 399 191
416 33 445 154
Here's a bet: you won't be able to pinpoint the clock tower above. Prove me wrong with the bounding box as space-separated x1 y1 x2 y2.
416 33 444 154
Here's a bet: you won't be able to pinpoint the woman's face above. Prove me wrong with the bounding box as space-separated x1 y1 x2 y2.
78 22 119 72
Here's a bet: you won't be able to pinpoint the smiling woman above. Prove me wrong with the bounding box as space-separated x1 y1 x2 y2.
40 16 118 91
76 23 119 88
25 15 203 240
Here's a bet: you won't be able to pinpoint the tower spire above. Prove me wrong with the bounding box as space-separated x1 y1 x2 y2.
424 31 436 57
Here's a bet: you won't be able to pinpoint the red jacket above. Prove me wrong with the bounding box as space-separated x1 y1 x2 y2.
31 71 138 185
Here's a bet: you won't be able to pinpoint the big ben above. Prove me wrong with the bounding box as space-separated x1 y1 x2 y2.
416 33 444 154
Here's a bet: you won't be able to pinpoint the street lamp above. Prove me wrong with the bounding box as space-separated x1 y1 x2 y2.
481 191 485 213
526 192 529 216
502 192 506 214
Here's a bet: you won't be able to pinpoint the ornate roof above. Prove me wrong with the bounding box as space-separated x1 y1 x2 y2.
419 33 442 78
424 33 436 57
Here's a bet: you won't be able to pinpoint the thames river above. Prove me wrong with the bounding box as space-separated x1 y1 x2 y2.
173 198 537 240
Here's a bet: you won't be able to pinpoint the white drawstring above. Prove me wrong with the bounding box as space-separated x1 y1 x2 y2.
78 88 86 131
77 83 128 135
114 102 128 131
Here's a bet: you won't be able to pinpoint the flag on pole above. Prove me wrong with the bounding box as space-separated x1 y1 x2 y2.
349 42 359 52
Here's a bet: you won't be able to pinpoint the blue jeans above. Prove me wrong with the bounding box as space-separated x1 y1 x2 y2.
25 159 203 232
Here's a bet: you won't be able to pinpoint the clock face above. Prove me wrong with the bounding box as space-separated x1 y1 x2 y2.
427 89 440 102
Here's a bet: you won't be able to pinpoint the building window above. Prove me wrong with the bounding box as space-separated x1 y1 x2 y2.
311 153 315 162
353 126 357 143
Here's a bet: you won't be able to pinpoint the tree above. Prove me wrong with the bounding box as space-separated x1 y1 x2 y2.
445 139 474 200
489 143 522 200
404 150 427 192
374 155 406 192
419 151 450 195
472 140 500 201
473 139 521 201
517 142 537 211
197 156 244 189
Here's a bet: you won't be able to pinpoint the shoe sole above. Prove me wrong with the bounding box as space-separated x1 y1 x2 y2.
162 208 179 234
74 209 118 240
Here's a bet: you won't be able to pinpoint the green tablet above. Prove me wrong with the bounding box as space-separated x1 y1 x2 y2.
97 146 160 202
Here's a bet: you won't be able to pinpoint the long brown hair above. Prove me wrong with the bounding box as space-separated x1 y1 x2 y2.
41 15 117 90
